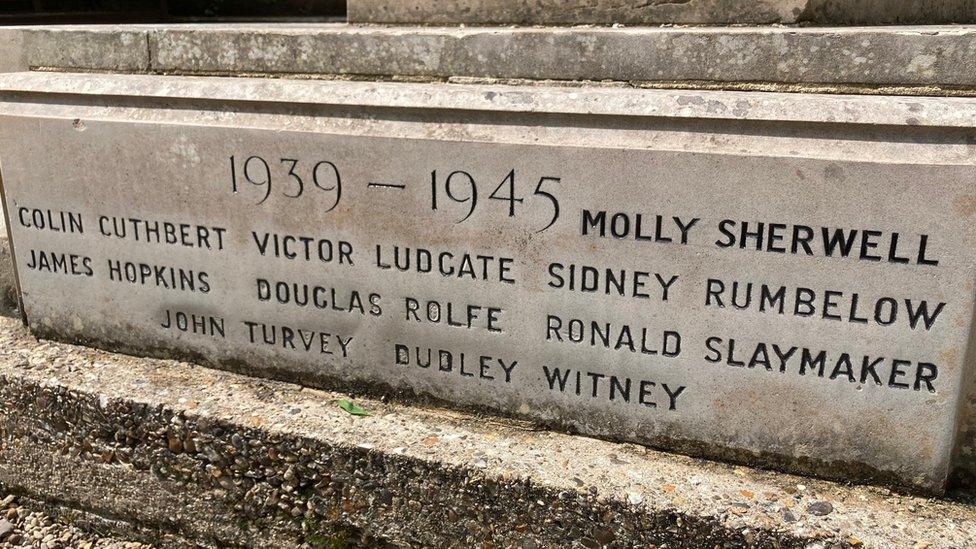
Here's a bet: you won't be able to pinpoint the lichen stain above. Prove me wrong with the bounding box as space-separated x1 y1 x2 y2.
906 54 937 77
823 163 846 182
938 347 959 370
951 195 976 217
168 135 201 168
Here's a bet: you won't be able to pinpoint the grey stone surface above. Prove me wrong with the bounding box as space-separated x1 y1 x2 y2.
5 24 976 90
1 72 975 493
0 29 25 73
18 27 149 72
803 1 976 25
149 24 976 89
348 0 976 25
348 0 808 25
0 315 973 547
0 237 17 317
0 166 16 316
4 71 976 127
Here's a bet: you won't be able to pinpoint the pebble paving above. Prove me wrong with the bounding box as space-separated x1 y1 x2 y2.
0 495 150 549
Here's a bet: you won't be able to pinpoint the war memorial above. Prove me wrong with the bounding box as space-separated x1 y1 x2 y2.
0 1 975 547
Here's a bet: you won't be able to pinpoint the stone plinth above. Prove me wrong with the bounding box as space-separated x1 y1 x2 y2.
1 72 975 493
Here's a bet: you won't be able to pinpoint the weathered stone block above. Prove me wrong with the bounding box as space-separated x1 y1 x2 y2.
4 25 976 89
348 0 807 25
147 24 976 89
802 0 976 25
1 72 975 493
18 27 149 72
0 29 25 73
347 0 976 25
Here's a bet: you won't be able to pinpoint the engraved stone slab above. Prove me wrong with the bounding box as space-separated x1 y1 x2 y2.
1 73 975 492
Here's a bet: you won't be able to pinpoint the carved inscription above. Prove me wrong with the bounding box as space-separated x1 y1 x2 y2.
11 175 949 401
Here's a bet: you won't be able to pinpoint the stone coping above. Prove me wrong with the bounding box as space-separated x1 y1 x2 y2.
0 315 972 546
3 24 976 91
4 71 976 128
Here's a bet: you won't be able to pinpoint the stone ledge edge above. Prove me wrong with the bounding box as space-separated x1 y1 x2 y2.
2 71 976 129
5 24 976 92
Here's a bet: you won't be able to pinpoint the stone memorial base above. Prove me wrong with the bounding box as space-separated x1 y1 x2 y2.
0 20 976 547
4 69 976 493
0 315 973 547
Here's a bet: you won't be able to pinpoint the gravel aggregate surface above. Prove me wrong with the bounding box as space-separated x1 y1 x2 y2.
0 317 974 547
0 494 150 549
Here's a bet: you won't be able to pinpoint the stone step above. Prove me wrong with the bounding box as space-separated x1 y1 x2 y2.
0 315 972 547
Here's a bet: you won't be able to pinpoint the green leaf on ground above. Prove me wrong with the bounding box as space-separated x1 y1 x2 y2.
337 399 369 416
